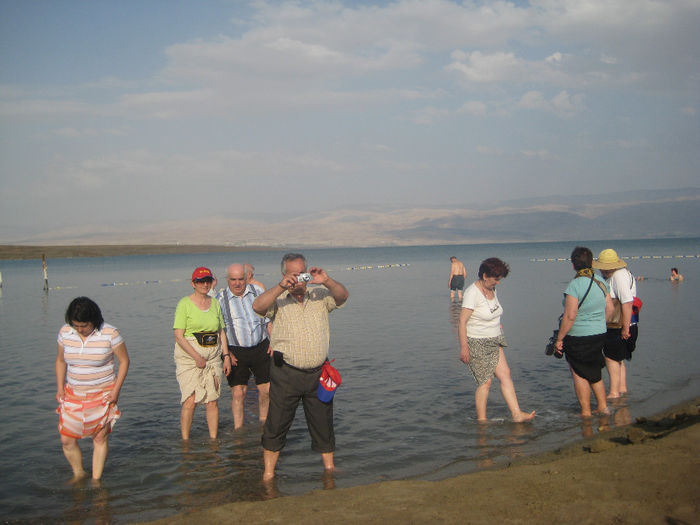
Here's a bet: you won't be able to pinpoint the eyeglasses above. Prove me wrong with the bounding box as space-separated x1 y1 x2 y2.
193 277 213 283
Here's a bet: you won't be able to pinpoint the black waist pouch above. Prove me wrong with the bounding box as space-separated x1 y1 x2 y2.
193 332 219 347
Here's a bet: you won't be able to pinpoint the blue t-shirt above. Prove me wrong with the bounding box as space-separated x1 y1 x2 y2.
563 276 608 337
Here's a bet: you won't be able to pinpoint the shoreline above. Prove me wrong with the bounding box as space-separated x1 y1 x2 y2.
140 397 699 524
4 236 695 261
0 244 273 261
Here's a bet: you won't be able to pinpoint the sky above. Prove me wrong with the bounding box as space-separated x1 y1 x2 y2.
1 0 699 242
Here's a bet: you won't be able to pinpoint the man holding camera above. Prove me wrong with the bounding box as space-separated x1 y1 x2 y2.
252 252 349 481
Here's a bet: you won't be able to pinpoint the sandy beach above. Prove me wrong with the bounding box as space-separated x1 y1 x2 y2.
140 398 699 525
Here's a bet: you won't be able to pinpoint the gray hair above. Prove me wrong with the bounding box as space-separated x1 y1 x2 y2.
281 253 306 274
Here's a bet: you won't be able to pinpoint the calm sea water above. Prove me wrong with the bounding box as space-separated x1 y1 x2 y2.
1 239 699 523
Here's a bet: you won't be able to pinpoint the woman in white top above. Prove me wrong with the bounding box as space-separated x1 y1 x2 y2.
458 258 535 422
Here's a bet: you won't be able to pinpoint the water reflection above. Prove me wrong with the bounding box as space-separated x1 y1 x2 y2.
260 477 280 499
475 421 531 469
449 302 461 333
63 480 113 525
322 469 336 490
613 405 632 427
175 439 229 511
578 399 632 438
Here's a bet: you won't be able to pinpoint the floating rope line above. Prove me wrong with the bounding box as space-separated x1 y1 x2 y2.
346 263 410 271
101 280 164 287
531 254 700 262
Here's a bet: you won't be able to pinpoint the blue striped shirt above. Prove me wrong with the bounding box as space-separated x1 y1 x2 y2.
217 284 269 347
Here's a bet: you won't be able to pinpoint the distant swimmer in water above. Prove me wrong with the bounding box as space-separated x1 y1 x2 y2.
449 256 467 301
670 268 684 282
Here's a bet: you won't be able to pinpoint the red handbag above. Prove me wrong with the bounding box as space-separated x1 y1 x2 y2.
317 359 342 403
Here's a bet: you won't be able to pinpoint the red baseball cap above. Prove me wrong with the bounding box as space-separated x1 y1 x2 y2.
191 267 213 281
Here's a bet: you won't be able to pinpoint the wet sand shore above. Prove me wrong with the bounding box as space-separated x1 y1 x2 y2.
0 244 268 260
140 398 699 525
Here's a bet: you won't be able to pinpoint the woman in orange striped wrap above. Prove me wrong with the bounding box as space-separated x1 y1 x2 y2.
55 297 130 482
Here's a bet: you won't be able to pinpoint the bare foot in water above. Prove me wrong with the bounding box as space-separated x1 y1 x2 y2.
512 410 536 422
594 407 611 416
70 470 88 484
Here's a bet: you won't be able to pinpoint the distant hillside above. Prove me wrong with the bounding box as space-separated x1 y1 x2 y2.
4 189 699 248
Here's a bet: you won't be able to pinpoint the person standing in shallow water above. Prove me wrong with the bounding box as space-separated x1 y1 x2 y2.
592 249 639 400
457 257 535 423
217 263 271 429
173 267 230 440
448 256 467 302
56 297 130 481
555 247 613 417
253 252 349 481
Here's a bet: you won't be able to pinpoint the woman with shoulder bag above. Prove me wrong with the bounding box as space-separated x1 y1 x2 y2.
554 247 614 417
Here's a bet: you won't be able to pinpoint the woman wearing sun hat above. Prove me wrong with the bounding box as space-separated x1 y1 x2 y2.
592 249 638 399
173 267 231 440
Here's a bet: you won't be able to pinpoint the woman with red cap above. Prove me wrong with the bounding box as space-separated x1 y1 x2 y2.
173 267 231 440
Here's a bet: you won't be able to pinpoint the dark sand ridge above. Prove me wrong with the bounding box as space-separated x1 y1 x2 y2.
140 398 699 525
0 244 270 261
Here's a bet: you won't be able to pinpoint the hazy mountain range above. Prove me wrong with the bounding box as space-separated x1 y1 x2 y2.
8 188 700 247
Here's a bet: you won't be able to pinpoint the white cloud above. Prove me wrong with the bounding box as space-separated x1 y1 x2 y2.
521 149 555 160
545 52 564 64
458 100 487 116
53 127 126 138
551 90 586 117
606 139 645 149
42 148 349 196
476 145 504 156
409 105 449 125
0 98 105 117
446 51 522 84
118 89 212 118
519 91 550 111
366 143 394 153
518 90 585 118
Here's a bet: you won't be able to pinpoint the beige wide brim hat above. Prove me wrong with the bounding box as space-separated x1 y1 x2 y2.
592 248 627 270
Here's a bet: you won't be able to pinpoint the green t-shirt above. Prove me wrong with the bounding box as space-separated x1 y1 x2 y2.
173 296 224 337
563 276 608 337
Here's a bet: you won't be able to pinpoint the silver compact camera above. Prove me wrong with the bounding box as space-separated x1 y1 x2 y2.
297 272 312 283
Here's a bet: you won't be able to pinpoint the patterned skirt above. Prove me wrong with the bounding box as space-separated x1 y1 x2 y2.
466 335 508 386
57 384 120 439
